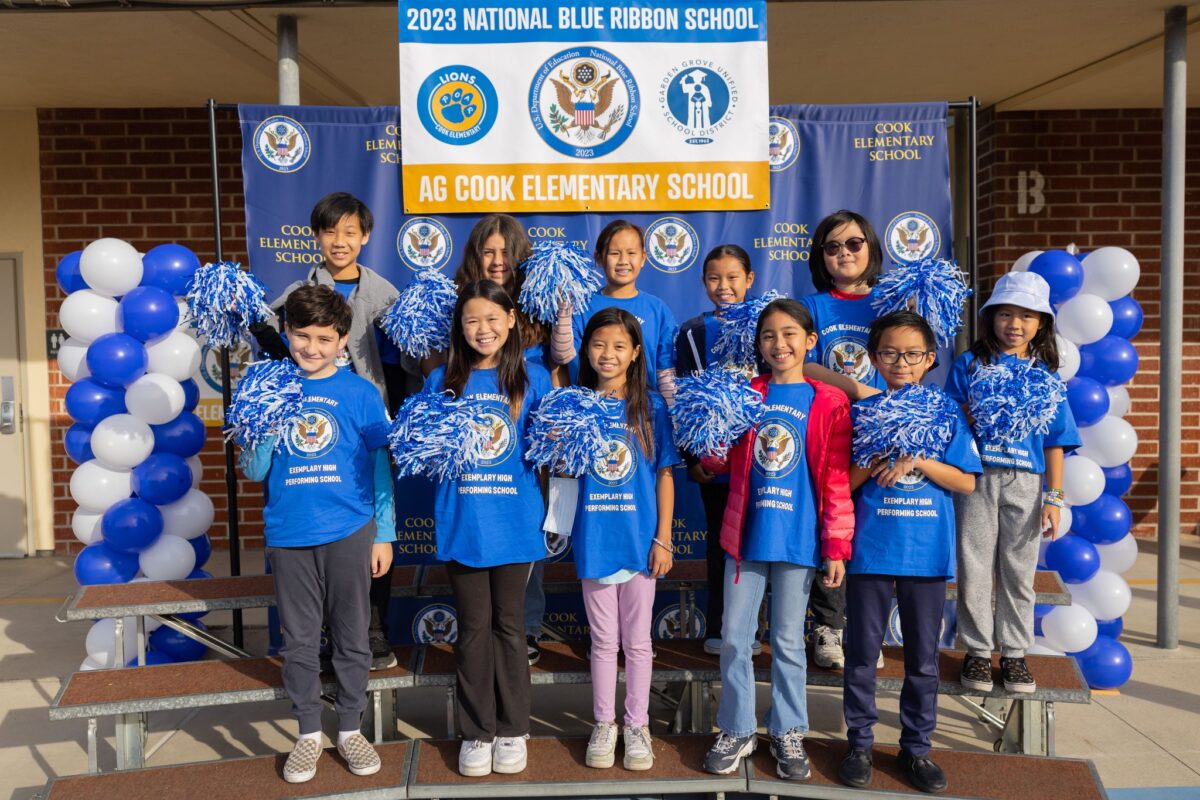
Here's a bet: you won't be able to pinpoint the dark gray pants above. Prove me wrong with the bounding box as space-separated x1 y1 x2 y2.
268 521 374 734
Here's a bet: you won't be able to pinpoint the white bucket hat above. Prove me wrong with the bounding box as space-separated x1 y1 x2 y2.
981 271 1054 317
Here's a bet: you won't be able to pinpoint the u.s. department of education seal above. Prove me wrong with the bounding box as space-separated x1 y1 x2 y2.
529 47 639 159
768 116 800 172
252 115 311 173
885 211 941 263
413 603 458 644
397 217 453 272
645 217 699 274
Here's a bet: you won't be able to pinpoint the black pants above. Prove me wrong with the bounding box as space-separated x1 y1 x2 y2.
369 569 391 641
701 481 731 639
809 571 846 629
843 574 946 756
269 522 374 734
447 560 532 741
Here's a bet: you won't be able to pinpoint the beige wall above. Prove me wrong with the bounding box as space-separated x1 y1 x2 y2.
0 109 53 554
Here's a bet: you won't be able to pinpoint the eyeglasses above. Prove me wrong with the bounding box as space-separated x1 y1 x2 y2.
874 349 932 365
821 237 867 257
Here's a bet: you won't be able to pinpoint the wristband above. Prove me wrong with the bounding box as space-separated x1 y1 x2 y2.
652 538 675 555
1043 488 1066 508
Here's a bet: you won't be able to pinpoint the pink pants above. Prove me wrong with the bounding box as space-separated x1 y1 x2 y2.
581 572 656 727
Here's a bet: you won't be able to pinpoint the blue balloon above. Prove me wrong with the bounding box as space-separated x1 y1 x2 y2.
180 379 200 413
56 251 88 294
101 498 164 554
65 378 126 425
177 610 209 623
1029 250 1084 305
1075 635 1133 689
119 286 179 343
1071 493 1133 545
151 413 206 458
131 453 192 505
149 621 208 662
1032 603 1054 636
189 533 212 570
86 333 148 389
141 244 200 296
187 568 213 581
127 650 175 667
1095 617 1124 639
1078 336 1139 387
1044 534 1101 584
1108 296 1144 340
64 423 95 464
1066 377 1110 427
1103 463 1134 497
73 542 139 585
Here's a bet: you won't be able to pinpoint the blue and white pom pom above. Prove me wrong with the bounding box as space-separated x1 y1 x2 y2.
224 358 303 452
870 258 972 348
710 290 783 370
518 241 603 325
670 368 765 459
387 390 493 481
185 261 273 348
968 359 1067 445
380 269 458 359
852 383 958 467
525 386 620 476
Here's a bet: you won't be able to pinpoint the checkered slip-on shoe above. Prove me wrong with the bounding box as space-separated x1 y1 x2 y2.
338 733 382 776
284 737 322 783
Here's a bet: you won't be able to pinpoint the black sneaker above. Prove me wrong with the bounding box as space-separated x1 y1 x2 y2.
960 654 993 692
1000 657 1036 694
527 635 541 666
898 751 947 794
369 633 398 671
768 729 811 781
702 731 756 774
839 746 873 788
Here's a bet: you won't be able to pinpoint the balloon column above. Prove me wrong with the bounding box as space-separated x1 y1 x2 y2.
1021 247 1139 690
59 240 217 669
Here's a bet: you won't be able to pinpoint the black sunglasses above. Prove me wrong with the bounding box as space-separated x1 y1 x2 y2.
821 237 867 257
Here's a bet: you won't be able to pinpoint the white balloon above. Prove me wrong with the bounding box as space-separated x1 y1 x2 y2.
1062 455 1105 506
90 414 155 470
1106 385 1131 418
1068 571 1132 620
1095 534 1139 575
59 290 120 344
1041 604 1098 654
1056 335 1080 381
1078 416 1139 468
186 455 203 489
85 617 139 667
72 509 105 546
139 533 197 581
1029 636 1064 656
1012 250 1044 272
70 460 132 512
175 299 191 330
1058 505 1074 539
1082 247 1141 301
57 337 92 382
146 331 202 381
1055 293 1113 345
124 373 185 425
79 655 107 671
161 489 215 539
80 238 143 298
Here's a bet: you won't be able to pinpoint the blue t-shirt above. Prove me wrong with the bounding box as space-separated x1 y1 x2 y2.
427 364 552 568
264 369 392 547
572 394 681 580
944 352 1082 474
741 382 820 567
571 291 678 384
849 394 983 578
801 290 887 392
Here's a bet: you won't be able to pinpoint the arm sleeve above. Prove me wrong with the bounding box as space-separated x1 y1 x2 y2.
238 435 278 482
656 369 677 407
551 304 577 365
371 446 396 543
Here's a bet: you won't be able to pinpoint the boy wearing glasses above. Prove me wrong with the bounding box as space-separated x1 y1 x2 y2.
838 311 980 794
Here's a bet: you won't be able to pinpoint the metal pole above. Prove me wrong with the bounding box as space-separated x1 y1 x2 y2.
967 97 979 341
1157 6 1185 650
208 99 244 649
277 15 300 106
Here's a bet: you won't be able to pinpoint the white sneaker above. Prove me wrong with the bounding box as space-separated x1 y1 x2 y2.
877 647 886 669
458 739 493 777
623 725 654 771
752 639 763 655
703 637 722 655
492 735 528 774
585 721 618 768
813 624 845 669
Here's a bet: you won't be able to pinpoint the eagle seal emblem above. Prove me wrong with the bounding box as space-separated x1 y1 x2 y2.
753 419 801 477
645 217 699 274
885 211 941 263
397 217 452 272
287 408 338 459
530 47 640 159
252 115 311 173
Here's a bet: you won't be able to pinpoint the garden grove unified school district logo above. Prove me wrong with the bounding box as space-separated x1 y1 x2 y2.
253 115 311 173
645 217 699 274
397 217 453 272
530 47 639 159
885 211 941 263
660 61 737 145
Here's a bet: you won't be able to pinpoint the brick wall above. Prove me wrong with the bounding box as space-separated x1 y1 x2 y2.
978 108 1200 539
39 107 265 554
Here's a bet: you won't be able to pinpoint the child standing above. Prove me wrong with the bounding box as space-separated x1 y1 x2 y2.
703 298 853 780
426 280 552 777
839 311 981 794
241 285 396 783
945 271 1080 694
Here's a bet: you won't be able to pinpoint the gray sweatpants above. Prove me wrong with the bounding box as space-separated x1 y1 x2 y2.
268 521 375 734
954 468 1042 658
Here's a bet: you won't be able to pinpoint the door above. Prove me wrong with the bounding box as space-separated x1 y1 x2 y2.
0 256 29 556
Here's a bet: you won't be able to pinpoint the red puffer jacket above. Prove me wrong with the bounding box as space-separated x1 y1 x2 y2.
718 374 854 570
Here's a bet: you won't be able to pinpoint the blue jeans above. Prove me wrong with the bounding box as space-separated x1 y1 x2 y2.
524 560 545 637
717 558 815 737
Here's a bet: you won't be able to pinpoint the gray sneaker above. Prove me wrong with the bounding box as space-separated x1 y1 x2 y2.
703 731 756 775
337 732 381 776
284 737 322 783
769 728 812 781
813 624 844 669
622 725 654 771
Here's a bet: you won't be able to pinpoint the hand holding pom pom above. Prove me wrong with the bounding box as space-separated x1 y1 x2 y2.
380 269 457 359
224 359 304 452
388 390 494 481
968 359 1067 445
185 261 273 348
525 386 621 476
852 383 958 467
518 241 604 325
670 368 765 460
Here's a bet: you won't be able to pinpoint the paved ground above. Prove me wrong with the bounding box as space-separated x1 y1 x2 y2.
1 536 1197 798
